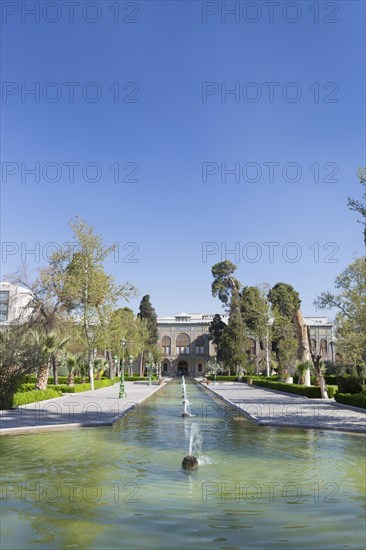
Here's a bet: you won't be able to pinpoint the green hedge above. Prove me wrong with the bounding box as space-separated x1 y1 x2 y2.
336 375 363 394
206 375 238 381
334 392 366 409
12 388 62 407
18 379 114 394
251 379 338 398
49 376 82 385
48 379 115 393
324 375 338 385
113 376 146 382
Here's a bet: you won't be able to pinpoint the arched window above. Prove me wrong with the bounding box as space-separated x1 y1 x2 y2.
163 362 168 372
198 363 203 372
310 338 316 351
176 333 190 355
162 336 171 355
195 336 204 355
320 339 328 354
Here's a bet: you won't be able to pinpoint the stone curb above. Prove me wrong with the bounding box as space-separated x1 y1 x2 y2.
0 382 167 436
196 380 366 434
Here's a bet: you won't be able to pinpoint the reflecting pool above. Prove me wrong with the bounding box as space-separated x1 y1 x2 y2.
1 380 365 549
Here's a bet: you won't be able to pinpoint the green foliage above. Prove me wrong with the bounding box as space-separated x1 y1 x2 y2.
48 379 114 393
347 167 366 246
240 285 269 340
206 375 238 381
211 260 240 306
268 282 300 378
29 331 70 390
268 282 301 317
296 361 312 384
324 375 338 384
208 314 227 361
271 317 298 378
12 388 62 407
251 379 338 398
334 392 366 409
113 376 151 382
220 290 248 374
336 375 363 394
18 383 38 392
48 376 82 384
0 326 47 409
315 257 366 368
138 295 158 347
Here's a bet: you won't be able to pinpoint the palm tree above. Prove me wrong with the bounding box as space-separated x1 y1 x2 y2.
93 358 107 380
66 353 77 386
32 332 69 390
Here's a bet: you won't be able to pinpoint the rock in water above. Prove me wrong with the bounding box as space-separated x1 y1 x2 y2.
182 455 198 469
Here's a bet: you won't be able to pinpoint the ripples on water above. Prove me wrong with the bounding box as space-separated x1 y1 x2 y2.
1 379 365 550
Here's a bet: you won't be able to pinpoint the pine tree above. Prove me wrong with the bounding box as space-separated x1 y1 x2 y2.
208 314 226 362
221 290 248 377
138 295 158 346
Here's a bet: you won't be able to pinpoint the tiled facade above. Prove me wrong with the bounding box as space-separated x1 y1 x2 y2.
157 313 336 376
157 313 228 376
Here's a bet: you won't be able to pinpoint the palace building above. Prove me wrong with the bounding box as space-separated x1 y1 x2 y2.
157 312 335 377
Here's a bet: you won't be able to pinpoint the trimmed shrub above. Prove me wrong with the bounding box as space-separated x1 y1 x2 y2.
22 375 37 383
18 382 38 392
114 376 146 382
206 375 238 382
252 379 338 398
47 379 115 393
48 376 82 385
334 392 366 409
12 388 62 407
324 375 338 385
336 375 363 394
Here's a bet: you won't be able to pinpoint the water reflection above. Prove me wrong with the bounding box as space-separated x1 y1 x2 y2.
1 380 365 550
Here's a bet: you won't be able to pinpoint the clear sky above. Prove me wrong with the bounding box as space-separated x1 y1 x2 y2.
1 0 365 318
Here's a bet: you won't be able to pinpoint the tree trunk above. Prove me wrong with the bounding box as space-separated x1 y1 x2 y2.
52 354 58 385
88 349 95 390
106 350 114 379
67 371 74 386
293 309 312 386
140 352 145 377
307 327 329 399
36 364 49 390
293 309 311 362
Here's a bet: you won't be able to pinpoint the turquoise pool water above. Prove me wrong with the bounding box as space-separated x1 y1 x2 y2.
1 380 365 549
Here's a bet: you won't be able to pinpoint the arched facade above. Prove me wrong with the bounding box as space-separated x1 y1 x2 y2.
320 339 328 354
162 336 171 355
157 313 219 376
176 333 190 354
157 313 336 377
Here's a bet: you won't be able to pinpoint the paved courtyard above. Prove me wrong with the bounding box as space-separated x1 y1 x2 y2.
201 382 366 434
0 381 169 435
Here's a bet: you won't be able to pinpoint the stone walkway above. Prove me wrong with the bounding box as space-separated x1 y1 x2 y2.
201 382 366 434
0 381 169 435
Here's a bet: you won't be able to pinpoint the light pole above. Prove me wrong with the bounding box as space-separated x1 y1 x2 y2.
114 354 118 379
119 338 127 399
129 355 133 377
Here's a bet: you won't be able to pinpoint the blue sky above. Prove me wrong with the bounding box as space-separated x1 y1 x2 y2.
1 0 365 318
